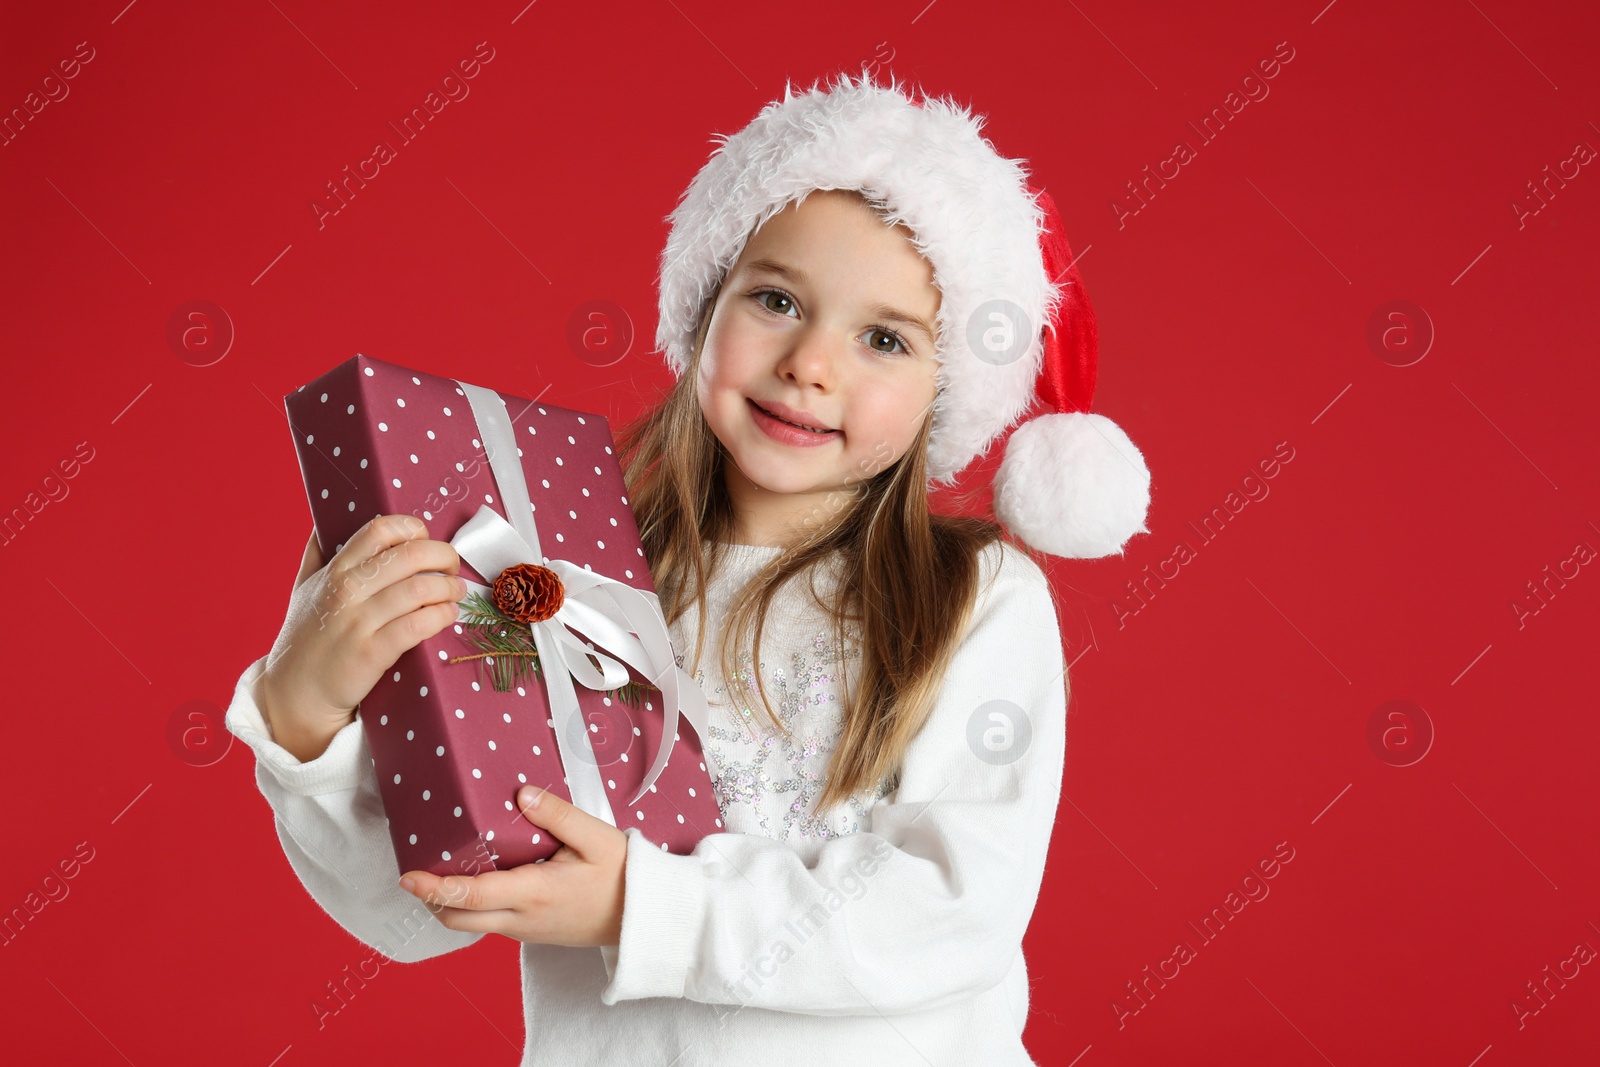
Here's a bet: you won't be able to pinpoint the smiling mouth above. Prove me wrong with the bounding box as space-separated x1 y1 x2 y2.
748 399 838 435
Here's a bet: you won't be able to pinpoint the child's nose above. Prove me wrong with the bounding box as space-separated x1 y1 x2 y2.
776 329 842 386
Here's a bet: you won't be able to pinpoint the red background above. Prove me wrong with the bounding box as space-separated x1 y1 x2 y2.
3 1 1596 1064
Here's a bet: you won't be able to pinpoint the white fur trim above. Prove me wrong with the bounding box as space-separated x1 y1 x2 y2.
655 69 1061 484
993 413 1152 558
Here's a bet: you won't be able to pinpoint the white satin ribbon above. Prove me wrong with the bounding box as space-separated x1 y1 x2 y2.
444 380 710 823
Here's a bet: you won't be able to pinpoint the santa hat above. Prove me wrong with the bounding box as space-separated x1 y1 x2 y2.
655 69 1151 558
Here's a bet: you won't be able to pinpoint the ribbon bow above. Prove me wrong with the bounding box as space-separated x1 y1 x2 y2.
444 381 710 825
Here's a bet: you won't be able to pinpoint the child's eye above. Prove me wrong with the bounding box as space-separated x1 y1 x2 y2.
862 328 911 357
751 288 798 317
750 287 911 357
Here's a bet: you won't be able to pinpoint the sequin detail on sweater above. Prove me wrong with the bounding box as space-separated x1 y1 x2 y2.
693 626 892 842
669 549 896 844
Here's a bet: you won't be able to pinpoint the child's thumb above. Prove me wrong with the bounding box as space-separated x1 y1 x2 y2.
294 528 325 590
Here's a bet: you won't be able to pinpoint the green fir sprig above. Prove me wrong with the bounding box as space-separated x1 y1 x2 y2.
448 590 657 709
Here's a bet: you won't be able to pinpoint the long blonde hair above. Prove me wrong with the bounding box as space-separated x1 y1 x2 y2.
617 223 1052 814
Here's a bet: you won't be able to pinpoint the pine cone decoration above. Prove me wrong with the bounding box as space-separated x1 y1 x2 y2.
491 562 564 624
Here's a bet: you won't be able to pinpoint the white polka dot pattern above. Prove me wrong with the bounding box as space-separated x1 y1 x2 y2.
285 353 724 878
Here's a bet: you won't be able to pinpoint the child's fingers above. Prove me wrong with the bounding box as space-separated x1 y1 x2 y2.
323 520 461 612
414 905 520 936
515 785 615 862
368 598 464 669
400 868 537 921
329 514 433 582
365 572 467 635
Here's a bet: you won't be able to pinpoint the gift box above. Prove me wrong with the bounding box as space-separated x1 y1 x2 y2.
282 353 724 877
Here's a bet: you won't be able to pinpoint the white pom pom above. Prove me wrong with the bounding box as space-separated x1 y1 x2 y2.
993 413 1151 558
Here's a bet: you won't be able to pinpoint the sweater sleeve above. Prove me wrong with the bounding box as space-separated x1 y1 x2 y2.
598 542 1067 1015
223 654 485 964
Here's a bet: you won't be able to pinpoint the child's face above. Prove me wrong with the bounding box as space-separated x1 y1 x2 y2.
696 189 941 542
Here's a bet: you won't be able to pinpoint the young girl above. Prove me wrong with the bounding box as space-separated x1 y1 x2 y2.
226 70 1150 1065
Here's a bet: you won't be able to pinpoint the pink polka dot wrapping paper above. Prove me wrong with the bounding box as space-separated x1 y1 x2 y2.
283 353 725 877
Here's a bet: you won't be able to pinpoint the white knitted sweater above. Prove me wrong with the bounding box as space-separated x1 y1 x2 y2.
225 539 1066 1065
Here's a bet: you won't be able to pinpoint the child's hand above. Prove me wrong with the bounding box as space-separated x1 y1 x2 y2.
259 515 465 761
397 785 629 949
